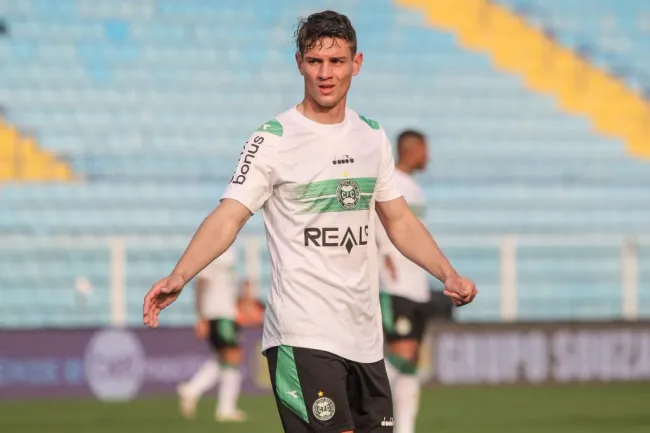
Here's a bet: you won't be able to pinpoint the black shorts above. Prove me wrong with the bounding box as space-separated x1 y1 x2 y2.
265 346 394 433
380 293 430 344
207 319 239 351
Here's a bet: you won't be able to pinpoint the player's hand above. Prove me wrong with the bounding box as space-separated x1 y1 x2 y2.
443 274 477 306
384 255 397 281
237 294 263 326
194 319 209 340
143 275 185 328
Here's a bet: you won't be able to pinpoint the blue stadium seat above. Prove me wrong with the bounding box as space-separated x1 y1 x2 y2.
496 0 650 91
0 0 649 327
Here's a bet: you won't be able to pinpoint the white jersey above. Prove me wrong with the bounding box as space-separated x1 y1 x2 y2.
221 106 402 363
198 247 238 320
375 170 430 303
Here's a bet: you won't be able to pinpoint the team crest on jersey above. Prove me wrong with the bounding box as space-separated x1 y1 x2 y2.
336 179 360 210
313 392 336 421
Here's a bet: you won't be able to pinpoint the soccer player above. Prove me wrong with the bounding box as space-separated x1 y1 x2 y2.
143 10 477 433
375 130 431 433
176 246 248 422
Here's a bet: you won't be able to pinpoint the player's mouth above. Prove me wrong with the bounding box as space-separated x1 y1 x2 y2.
318 84 335 95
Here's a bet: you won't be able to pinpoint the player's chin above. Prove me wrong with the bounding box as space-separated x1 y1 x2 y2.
314 93 341 109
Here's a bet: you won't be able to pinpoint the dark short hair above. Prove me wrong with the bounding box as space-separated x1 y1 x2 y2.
397 129 427 156
295 10 357 57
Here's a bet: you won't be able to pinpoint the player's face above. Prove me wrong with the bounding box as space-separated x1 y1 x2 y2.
296 38 363 110
410 139 429 170
416 140 428 170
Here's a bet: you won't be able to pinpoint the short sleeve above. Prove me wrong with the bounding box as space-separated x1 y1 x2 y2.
221 130 278 213
374 129 402 203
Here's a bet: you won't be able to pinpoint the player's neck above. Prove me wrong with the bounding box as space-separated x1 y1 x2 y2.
396 162 414 175
297 97 346 125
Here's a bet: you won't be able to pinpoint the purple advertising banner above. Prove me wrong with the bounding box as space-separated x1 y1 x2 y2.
419 320 650 386
2 321 650 401
0 326 271 401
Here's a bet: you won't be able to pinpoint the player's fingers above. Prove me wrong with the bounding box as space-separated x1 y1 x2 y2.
143 301 152 326
444 290 463 303
149 304 159 327
443 289 460 299
160 295 177 310
155 306 162 328
144 304 154 327
143 286 161 313
143 291 159 326
466 285 477 302
146 296 161 327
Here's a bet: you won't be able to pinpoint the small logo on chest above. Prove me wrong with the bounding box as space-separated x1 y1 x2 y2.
332 155 354 165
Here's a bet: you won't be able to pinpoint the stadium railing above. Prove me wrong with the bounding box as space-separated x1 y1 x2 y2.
0 233 647 328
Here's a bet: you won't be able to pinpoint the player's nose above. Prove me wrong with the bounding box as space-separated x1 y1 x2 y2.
317 63 333 79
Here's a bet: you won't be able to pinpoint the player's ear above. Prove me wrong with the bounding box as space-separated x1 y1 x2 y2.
352 52 363 76
295 52 305 76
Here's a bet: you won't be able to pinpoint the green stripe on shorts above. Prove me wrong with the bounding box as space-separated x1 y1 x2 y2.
276 346 309 423
218 319 237 344
380 292 394 332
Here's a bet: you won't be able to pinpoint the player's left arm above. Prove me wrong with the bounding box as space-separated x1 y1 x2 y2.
376 197 476 305
374 129 477 305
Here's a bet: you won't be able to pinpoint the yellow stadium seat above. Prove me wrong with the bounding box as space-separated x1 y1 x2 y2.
398 0 650 158
0 119 75 182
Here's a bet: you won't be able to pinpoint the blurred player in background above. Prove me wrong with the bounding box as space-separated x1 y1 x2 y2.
176 245 261 423
375 130 430 433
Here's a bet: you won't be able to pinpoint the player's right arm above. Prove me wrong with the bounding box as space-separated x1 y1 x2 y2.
143 125 279 328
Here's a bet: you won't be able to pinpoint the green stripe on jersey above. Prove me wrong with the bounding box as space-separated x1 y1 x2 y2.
291 177 376 199
256 119 283 137
358 114 380 130
300 195 373 214
275 346 309 423
290 177 377 214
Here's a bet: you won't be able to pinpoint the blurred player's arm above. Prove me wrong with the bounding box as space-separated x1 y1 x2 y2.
195 275 207 318
194 275 209 339
237 279 265 326
239 278 253 299
374 214 397 281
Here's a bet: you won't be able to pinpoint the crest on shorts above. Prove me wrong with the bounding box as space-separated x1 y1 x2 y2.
313 391 336 421
336 179 361 210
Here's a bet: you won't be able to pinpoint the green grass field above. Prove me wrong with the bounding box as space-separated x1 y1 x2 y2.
1 384 648 433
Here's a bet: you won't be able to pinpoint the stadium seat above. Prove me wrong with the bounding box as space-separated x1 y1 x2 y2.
0 0 648 327
0 119 75 181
